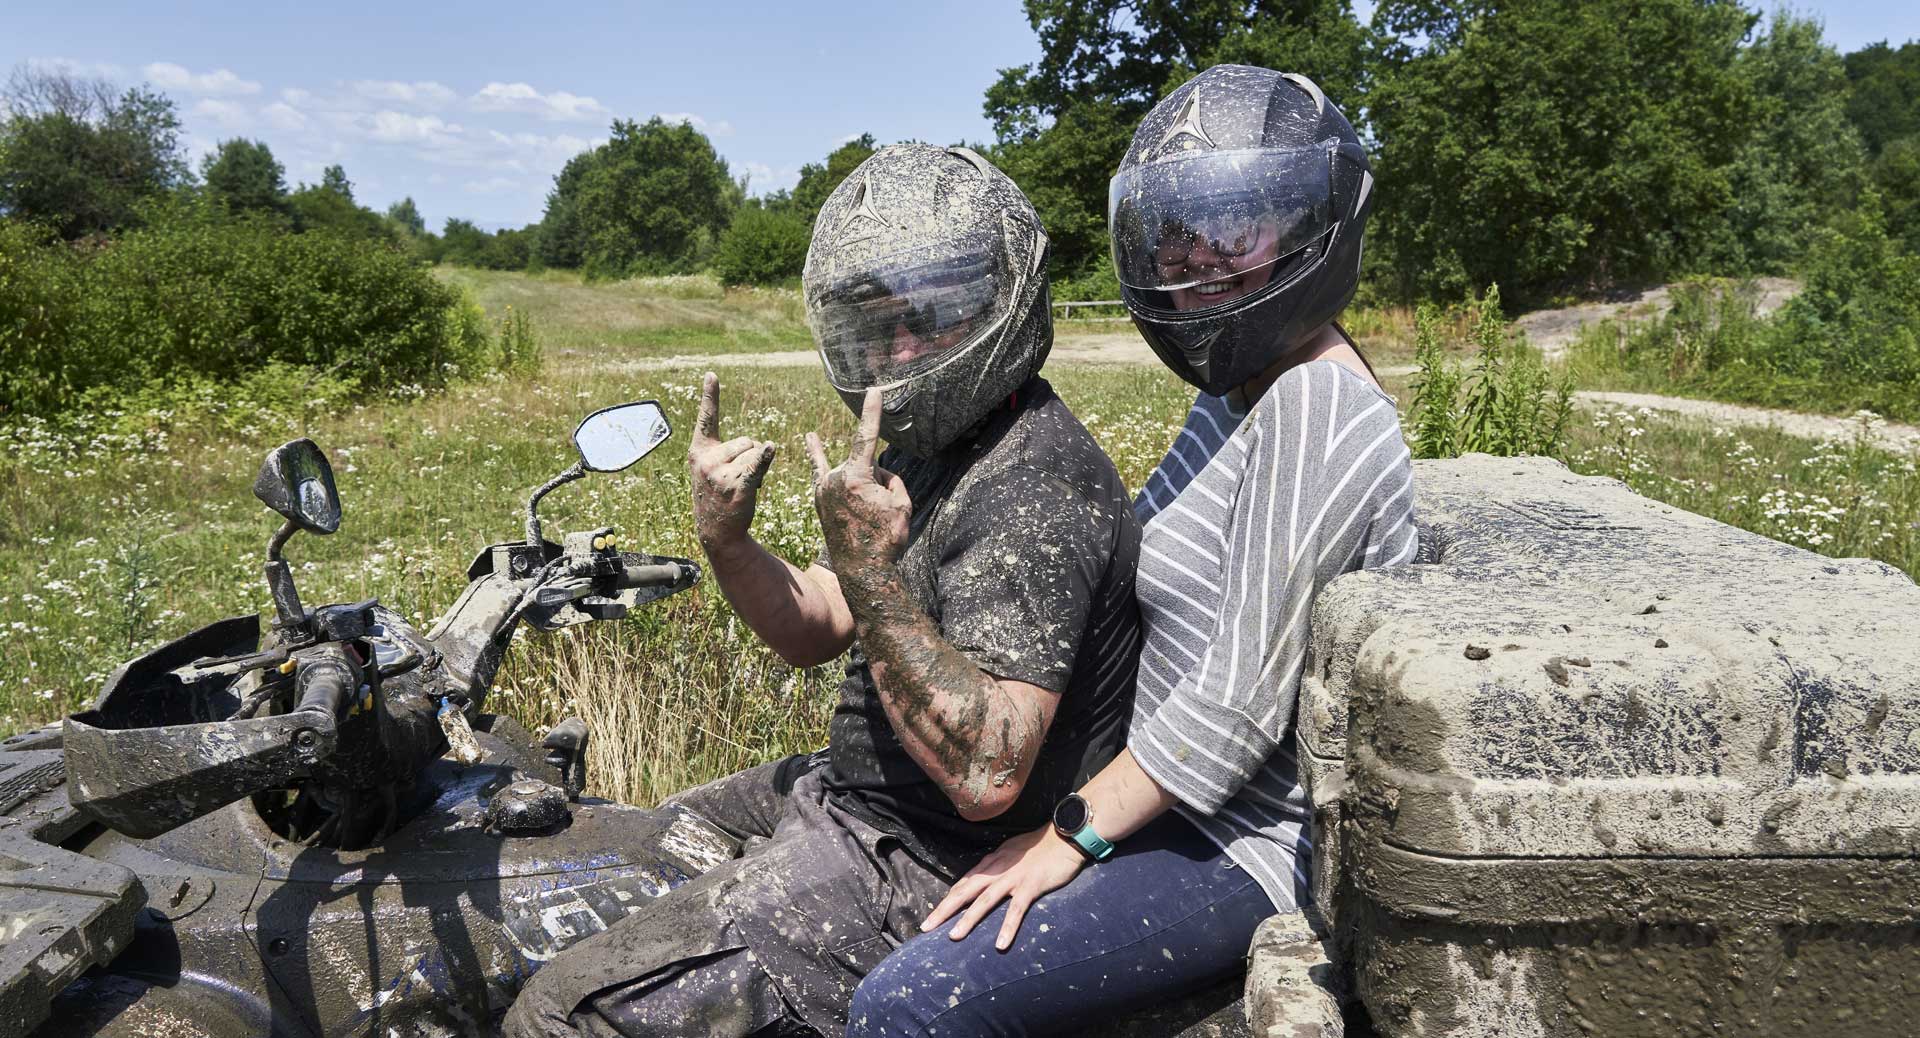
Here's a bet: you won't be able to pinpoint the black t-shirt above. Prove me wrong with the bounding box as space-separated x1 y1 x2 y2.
818 377 1143 874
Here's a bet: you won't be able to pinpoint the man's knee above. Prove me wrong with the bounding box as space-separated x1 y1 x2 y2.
502 960 591 1038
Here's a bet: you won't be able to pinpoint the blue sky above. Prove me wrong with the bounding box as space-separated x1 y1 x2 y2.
6 1 1914 232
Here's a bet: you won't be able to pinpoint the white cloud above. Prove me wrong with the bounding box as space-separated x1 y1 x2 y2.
144 62 261 97
657 111 734 138
190 98 251 129
740 161 800 196
349 79 456 109
261 102 308 132
360 111 465 147
465 176 521 195
470 81 609 123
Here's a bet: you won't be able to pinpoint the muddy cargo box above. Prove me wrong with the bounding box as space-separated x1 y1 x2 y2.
1293 455 1920 1037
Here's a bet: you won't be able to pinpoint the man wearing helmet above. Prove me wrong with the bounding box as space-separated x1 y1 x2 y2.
505 144 1143 1038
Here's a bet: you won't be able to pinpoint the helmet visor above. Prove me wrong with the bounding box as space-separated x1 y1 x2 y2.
1109 147 1334 303
806 245 1011 391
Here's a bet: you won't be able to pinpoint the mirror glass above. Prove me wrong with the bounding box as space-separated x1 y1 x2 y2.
253 438 342 534
574 401 671 473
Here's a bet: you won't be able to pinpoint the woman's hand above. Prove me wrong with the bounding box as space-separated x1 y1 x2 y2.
922 824 1087 951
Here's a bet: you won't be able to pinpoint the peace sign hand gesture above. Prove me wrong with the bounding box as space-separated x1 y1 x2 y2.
688 372 778 561
806 388 913 579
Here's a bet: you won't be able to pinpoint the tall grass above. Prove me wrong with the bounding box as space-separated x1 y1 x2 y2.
1407 285 1573 458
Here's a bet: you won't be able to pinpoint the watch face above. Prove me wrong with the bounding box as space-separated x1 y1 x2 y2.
1053 794 1089 834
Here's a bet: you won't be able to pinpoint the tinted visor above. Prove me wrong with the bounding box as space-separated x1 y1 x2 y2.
1109 146 1334 294
807 246 1010 391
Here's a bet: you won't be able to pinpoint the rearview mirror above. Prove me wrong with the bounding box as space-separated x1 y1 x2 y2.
574 401 671 473
253 438 342 534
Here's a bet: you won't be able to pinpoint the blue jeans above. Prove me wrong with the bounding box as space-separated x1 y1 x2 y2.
845 812 1278 1037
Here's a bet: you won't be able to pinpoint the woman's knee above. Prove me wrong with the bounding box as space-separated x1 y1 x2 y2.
846 950 949 1038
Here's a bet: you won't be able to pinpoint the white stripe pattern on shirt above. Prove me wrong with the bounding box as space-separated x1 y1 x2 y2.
1127 361 1416 913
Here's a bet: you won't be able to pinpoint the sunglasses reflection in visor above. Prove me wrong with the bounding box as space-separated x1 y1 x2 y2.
814 259 1001 388
1152 212 1282 267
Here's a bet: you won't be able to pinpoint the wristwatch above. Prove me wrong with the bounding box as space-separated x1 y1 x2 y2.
1052 793 1114 862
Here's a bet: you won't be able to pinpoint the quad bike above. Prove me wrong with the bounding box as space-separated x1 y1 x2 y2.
0 402 749 1037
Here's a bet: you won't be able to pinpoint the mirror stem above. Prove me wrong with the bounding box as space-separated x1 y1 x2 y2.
526 460 587 547
264 519 307 630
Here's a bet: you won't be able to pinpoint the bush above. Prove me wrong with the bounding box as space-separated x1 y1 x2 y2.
0 203 494 420
1408 284 1573 459
1568 200 1920 422
711 205 810 286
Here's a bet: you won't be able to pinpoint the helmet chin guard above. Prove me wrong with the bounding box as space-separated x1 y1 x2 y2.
804 145 1052 456
1111 66 1373 396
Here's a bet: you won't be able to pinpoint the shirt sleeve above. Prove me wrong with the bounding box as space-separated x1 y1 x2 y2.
1131 363 1416 815
932 464 1120 694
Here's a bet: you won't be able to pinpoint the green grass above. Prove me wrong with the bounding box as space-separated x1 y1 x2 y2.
4 270 1913 808
438 266 812 360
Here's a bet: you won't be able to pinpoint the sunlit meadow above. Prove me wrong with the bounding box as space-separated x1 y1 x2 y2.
3 270 1914 806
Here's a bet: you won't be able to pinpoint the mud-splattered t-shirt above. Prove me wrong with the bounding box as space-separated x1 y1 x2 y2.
820 377 1142 874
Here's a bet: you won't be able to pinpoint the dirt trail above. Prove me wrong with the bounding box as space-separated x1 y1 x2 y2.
1574 391 1920 453
604 283 1920 454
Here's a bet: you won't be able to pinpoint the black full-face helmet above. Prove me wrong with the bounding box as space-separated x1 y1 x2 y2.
1110 66 1373 396
803 144 1052 457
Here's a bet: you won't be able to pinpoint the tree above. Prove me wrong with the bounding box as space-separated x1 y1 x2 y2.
1872 136 1920 254
201 138 290 218
540 117 735 277
319 164 353 200
1366 0 1757 301
0 66 189 237
289 163 392 240
535 151 591 269
386 196 426 236
713 203 811 285
789 133 876 221
981 0 1369 276
1844 39 1920 157
1700 13 1866 274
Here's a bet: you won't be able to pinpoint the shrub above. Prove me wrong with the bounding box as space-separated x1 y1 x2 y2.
711 205 811 286
0 203 495 420
1409 284 1573 459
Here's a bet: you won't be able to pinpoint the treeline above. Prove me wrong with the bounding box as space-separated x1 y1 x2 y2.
425 124 877 287
981 0 1920 306
0 67 528 422
425 1 1918 308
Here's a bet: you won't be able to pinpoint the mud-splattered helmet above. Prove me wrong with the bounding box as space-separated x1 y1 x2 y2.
1110 66 1373 396
803 144 1052 457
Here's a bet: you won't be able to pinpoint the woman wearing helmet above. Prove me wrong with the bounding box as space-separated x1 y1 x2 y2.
847 67 1418 1035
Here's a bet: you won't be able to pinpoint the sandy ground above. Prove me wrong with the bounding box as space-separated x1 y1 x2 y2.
1513 276 1801 359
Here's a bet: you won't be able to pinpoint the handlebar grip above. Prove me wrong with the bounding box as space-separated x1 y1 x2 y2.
615 562 692 591
293 658 355 718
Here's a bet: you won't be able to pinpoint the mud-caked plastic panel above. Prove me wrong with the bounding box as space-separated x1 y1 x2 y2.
1299 455 1920 1037
0 748 147 1038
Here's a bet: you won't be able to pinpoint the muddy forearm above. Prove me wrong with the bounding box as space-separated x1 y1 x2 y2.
840 564 1047 819
705 538 853 668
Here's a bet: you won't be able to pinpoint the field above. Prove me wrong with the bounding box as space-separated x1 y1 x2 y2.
2 270 1915 806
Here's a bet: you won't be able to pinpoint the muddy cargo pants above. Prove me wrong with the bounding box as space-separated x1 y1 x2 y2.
502 753 954 1038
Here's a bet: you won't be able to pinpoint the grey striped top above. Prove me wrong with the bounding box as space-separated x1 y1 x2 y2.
1129 360 1417 912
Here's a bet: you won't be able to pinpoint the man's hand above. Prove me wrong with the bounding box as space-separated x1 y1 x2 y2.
805 388 911 579
921 824 1087 951
688 372 777 561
